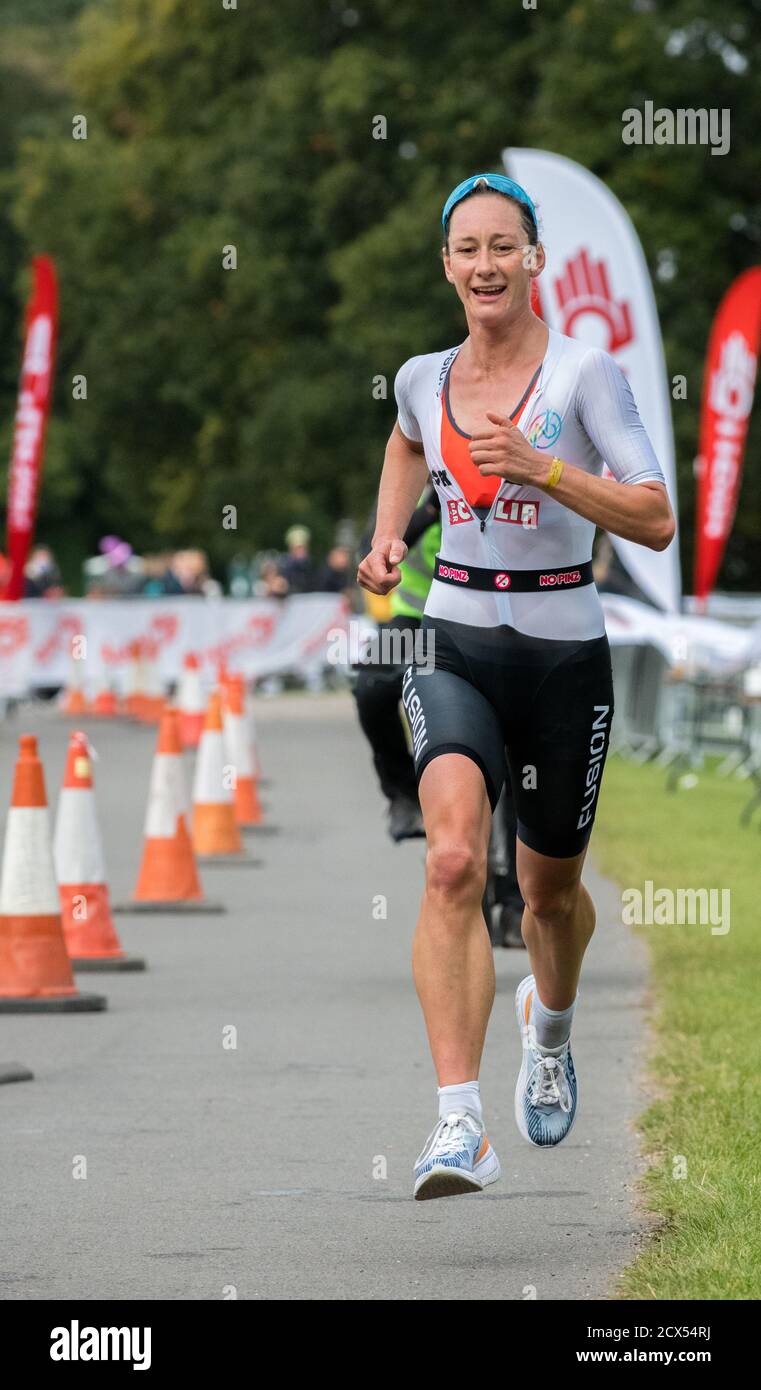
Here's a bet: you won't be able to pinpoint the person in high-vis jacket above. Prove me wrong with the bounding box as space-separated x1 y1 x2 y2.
353 485 440 842
354 486 527 937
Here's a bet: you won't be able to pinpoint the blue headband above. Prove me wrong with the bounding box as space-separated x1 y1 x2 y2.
441 173 536 233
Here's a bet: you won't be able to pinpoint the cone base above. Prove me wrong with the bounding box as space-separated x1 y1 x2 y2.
0 912 78 997
113 899 226 915
196 853 262 867
192 802 242 856
133 825 204 904
0 1062 34 1084
71 954 147 972
91 695 118 717
61 697 89 717
234 779 264 826
60 884 127 962
0 992 107 1013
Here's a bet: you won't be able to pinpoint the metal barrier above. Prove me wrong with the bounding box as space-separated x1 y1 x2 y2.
610 642 761 824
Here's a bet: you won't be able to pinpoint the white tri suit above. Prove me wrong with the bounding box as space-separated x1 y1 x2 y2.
396 327 666 857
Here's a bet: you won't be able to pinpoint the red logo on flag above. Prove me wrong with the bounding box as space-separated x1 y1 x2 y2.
694 268 761 600
553 249 633 354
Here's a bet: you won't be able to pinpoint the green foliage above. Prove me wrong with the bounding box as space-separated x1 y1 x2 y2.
0 0 759 591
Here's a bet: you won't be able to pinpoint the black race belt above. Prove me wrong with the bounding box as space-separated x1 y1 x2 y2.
433 556 594 593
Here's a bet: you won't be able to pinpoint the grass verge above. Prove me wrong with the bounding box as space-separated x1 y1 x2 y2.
593 754 760 1300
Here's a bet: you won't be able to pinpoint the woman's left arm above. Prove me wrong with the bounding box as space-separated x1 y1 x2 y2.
470 349 676 552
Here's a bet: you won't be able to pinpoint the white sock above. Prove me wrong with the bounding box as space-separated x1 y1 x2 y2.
437 1080 482 1125
530 991 577 1051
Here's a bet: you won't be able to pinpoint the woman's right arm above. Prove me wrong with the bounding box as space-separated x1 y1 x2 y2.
357 424 429 595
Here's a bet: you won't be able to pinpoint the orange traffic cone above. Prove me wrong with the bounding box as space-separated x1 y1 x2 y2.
60 634 90 716
246 681 263 782
115 707 224 913
124 640 144 719
137 638 164 723
178 653 205 748
0 735 106 1012
61 685 88 717
192 691 254 863
223 675 264 826
54 732 145 971
91 685 118 718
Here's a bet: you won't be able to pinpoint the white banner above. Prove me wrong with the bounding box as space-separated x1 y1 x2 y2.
2 593 753 699
0 594 351 698
503 146 681 613
602 594 753 674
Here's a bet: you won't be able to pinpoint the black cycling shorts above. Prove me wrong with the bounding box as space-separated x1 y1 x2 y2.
402 616 614 858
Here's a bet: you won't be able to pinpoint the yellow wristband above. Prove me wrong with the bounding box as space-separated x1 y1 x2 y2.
546 456 565 488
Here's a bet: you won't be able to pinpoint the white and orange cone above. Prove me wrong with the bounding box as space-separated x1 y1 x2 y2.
245 682 263 782
124 640 145 719
192 691 245 859
223 675 263 826
53 732 145 971
91 685 118 718
60 644 89 717
178 653 206 748
137 638 164 724
0 735 106 1012
115 706 223 913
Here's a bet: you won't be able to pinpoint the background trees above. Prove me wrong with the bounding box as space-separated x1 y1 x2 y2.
1 0 759 591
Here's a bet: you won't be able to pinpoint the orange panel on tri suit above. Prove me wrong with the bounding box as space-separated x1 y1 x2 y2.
440 396 501 509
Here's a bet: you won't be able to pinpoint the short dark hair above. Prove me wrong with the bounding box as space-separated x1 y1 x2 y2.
443 186 538 251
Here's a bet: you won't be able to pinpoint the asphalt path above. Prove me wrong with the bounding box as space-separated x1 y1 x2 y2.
0 694 649 1300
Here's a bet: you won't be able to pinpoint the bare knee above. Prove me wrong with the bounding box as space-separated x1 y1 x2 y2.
522 881 580 928
425 839 486 904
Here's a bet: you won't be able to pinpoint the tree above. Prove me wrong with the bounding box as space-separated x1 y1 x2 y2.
5 0 760 592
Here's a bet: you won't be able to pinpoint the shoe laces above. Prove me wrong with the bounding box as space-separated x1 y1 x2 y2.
526 1051 571 1112
433 1112 477 1155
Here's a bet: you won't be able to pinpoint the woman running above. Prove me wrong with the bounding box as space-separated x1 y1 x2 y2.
357 173 675 1200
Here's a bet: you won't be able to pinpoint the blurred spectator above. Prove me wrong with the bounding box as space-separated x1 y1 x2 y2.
254 557 289 599
24 544 65 598
84 535 144 597
278 525 316 594
317 543 352 594
171 549 222 597
141 552 185 597
228 553 254 598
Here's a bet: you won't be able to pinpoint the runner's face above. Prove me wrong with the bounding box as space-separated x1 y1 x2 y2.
443 195 543 320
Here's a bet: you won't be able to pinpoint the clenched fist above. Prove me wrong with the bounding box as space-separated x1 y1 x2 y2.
357 537 408 596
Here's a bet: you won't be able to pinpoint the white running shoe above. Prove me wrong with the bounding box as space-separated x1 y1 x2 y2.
413 1111 501 1200
514 975 578 1147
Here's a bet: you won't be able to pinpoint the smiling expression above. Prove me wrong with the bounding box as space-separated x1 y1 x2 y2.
443 194 545 323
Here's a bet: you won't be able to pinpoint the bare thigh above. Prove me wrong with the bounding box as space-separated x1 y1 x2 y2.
418 752 492 871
